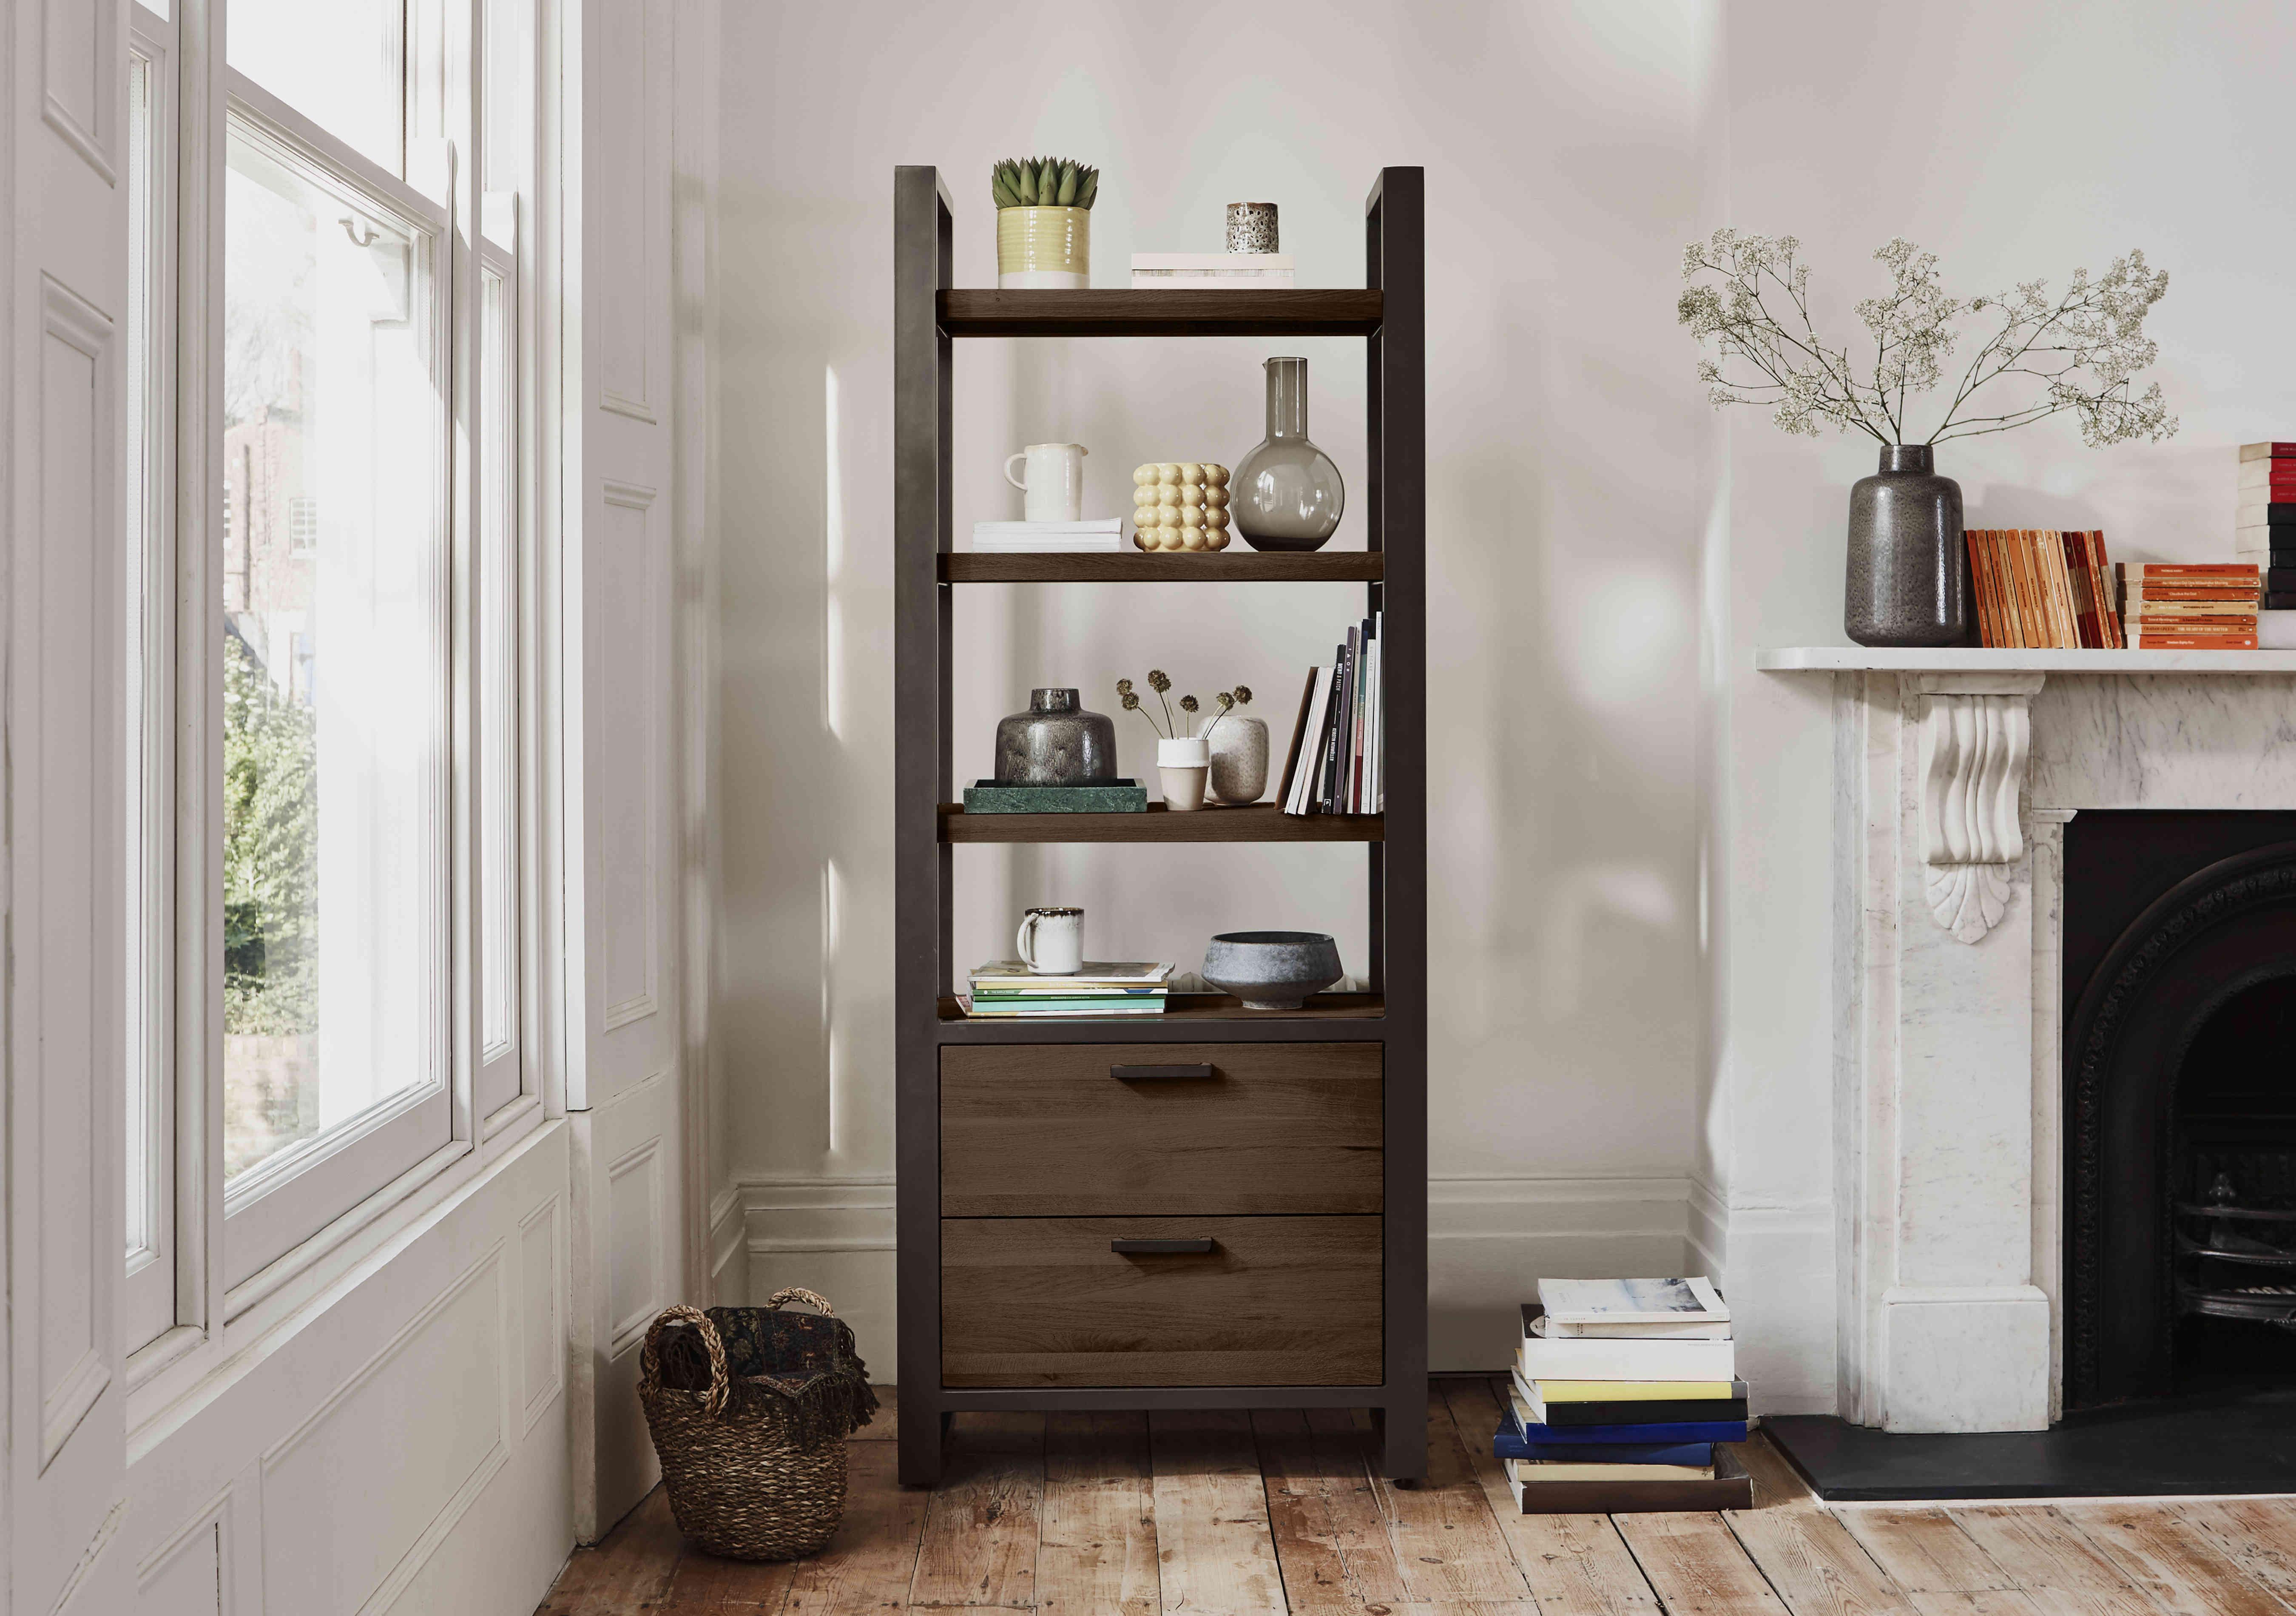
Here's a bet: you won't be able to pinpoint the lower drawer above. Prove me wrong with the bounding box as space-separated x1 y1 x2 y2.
941 1215 1382 1388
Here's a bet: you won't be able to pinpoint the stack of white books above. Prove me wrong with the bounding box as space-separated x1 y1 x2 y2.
1131 252 1295 290
968 519 1125 554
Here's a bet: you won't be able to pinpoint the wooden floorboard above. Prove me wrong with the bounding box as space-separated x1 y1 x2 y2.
1614 1510 1794 1616
2057 1501 2296 1616
537 1385 2296 1616
909 1414 1046 1610
1039 1412 1159 1616
1148 1411 1288 1616
1945 1505 2169 1616
1446 1378 1656 1616
1367 1390 1536 1605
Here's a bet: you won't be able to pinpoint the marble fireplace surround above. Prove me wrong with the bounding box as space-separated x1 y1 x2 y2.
1758 648 2296 1434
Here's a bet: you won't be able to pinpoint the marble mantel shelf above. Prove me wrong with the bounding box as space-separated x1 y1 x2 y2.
1758 646 2296 673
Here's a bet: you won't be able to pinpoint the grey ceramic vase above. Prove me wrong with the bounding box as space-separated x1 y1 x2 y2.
995 689 1117 784
1846 444 1969 647
1233 357 1344 551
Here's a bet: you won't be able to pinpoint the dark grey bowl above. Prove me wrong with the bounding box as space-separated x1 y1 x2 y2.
1201 930 1342 1012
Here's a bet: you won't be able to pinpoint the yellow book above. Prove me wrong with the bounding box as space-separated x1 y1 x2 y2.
1532 1380 1736 1402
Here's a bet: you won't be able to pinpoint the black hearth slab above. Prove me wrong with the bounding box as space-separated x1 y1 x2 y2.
1765 1397 2296 1500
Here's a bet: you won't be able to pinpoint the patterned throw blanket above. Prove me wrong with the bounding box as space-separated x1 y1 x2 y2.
655 1306 878 1441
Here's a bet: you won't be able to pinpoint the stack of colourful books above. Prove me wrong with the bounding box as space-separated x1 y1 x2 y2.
1497 1277 1752 1512
959 960 1171 1018
1967 529 2120 648
2118 563 2260 650
1277 611 1382 815
2235 444 2296 648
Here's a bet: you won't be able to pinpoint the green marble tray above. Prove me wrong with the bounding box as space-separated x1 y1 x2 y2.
961 779 1148 814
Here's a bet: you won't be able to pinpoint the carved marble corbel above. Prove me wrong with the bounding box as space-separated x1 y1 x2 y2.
1915 672 2047 944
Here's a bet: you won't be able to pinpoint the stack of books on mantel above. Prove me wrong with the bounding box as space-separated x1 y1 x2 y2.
960 960 1171 1018
1497 1277 1752 1513
1130 253 1294 290
2236 443 2296 648
1277 612 1382 815
968 519 1125 555
1968 529 2121 648
2119 563 2260 650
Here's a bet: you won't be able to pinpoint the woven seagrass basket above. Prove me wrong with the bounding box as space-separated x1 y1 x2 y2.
637 1288 877 1561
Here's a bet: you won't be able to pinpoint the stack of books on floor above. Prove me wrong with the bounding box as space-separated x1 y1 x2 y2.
1967 529 2121 647
967 519 1125 554
1276 612 1382 815
959 960 1171 1017
2236 443 2296 648
1130 252 1295 289
2118 562 2259 649
1497 1277 1752 1513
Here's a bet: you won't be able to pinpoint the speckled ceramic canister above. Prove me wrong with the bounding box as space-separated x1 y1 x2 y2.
1845 444 1968 647
995 689 1117 784
1206 717 1269 803
1226 202 1278 254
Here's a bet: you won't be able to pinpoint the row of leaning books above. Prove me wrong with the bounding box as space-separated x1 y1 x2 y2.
1497 1277 1752 1512
1277 610 1382 815
958 960 1171 1018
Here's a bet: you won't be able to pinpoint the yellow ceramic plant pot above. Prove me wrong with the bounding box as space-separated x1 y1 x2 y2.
997 206 1090 289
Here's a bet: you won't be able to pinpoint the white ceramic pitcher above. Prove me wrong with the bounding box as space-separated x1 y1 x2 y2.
1004 443 1088 523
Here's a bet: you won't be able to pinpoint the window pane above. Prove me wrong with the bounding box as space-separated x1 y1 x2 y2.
223 122 445 1185
230 0 404 175
125 49 159 1260
479 267 517 1067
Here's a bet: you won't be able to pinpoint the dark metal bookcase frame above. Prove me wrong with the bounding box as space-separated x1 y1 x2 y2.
892 165 1426 1484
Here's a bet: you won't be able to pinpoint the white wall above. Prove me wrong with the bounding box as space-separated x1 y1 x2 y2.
710 0 1715 1369
1702 0 2296 1411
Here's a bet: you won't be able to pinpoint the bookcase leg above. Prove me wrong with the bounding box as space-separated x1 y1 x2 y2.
899 1406 947 1486
1376 1401 1427 1484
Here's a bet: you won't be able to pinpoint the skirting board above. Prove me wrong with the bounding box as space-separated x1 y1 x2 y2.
729 1172 1691 1376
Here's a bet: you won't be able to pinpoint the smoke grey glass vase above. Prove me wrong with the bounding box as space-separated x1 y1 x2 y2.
1233 356 1344 551
994 688 1117 784
1846 444 1969 647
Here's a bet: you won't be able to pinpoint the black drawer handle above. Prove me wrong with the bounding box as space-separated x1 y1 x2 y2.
1110 1063 1214 1081
1111 1238 1216 1255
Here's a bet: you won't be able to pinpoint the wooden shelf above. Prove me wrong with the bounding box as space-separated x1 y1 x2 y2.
941 552 1383 583
937 993 1387 1044
939 288 1383 338
941 802 1382 843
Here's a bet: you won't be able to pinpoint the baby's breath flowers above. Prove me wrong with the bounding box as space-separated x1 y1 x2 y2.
1117 677 1253 739
1677 229 2176 448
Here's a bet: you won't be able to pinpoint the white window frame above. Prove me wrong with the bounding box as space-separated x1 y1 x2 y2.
127 0 544 1399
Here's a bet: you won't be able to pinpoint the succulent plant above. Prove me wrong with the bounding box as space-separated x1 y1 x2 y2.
992 156 1099 212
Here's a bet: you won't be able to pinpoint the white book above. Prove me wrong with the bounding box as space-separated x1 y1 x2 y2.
969 519 1125 554
1132 273 1297 289
1506 1457 1716 1485
1517 1334 1736 1382
1132 252 1294 271
972 519 1124 535
1536 1277 1730 1328
968 537 1125 553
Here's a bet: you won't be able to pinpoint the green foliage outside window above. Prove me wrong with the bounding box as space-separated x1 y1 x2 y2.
223 630 317 1034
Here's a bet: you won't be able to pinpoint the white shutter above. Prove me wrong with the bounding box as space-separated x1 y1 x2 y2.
4 0 135 1606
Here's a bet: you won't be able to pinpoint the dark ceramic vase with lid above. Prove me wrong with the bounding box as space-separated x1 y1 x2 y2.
1846 443 1968 646
995 688 1117 784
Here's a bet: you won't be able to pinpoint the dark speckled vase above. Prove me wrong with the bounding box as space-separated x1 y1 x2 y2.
1846 444 1968 647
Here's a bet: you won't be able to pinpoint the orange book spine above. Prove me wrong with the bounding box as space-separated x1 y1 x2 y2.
2091 534 2123 649
2062 531 2099 648
2134 635 2258 650
2014 532 2049 647
2048 529 2081 647
1967 532 2000 647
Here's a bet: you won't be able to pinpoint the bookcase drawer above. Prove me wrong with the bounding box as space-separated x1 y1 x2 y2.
940 1042 1382 1216
941 1215 1383 1387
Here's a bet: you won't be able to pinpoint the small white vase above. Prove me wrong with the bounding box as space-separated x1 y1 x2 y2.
1206 717 1269 803
1157 737 1210 812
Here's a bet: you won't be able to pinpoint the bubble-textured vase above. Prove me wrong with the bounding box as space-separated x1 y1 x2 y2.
1233 356 1344 552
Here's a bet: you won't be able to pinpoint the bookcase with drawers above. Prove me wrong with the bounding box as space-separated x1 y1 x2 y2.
892 165 1426 1484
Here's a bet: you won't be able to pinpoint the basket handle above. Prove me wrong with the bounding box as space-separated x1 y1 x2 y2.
639 1303 731 1420
764 1286 837 1317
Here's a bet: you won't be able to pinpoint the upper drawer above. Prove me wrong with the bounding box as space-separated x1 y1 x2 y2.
940 1041 1382 1217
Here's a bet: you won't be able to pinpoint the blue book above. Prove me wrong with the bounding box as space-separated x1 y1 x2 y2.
1501 1404 1746 1447
1495 1437 1715 1465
